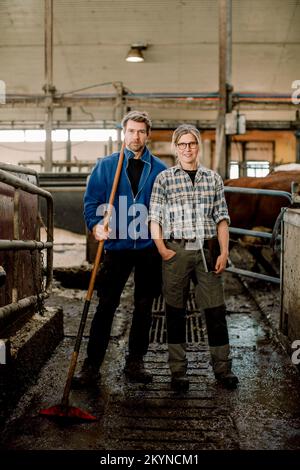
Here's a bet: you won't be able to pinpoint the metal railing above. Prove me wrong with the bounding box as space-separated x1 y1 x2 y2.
19 157 95 173
0 167 53 324
0 161 39 177
224 186 292 283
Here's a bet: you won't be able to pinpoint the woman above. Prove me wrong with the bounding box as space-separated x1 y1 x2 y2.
149 124 238 392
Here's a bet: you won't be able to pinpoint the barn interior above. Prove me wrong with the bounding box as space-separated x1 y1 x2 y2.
0 0 300 459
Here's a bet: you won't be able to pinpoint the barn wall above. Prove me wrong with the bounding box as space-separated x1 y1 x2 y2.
194 130 296 167
0 129 296 171
281 209 300 343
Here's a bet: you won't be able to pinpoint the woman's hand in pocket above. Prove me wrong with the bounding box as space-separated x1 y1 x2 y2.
160 248 177 262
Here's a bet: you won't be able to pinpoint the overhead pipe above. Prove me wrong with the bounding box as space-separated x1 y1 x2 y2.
4 91 294 102
0 118 298 131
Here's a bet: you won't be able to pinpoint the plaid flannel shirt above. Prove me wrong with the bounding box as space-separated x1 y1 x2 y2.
149 164 230 240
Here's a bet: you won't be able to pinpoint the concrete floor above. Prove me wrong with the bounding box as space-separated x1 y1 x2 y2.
0 267 300 452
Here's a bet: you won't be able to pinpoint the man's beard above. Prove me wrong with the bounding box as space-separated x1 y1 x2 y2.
128 142 144 153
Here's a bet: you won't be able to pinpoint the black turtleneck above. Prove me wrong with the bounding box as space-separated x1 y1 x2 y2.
127 158 145 197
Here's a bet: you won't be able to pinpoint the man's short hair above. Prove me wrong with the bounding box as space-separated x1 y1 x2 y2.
121 110 152 134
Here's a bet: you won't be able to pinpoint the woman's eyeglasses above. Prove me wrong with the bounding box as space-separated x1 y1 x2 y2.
177 142 198 150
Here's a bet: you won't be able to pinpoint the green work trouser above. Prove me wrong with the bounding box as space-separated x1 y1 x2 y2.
162 240 228 376
162 240 225 310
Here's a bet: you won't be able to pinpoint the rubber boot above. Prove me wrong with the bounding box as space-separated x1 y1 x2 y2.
168 343 189 392
71 358 101 389
210 344 239 389
124 355 152 384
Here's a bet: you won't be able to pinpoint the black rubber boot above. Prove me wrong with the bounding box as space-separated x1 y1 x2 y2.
205 306 239 390
171 372 189 392
210 345 239 390
215 371 239 390
71 358 101 389
124 355 152 384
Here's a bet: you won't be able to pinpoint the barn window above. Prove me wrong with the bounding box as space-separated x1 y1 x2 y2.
229 161 239 179
229 160 270 178
229 140 274 178
246 160 270 177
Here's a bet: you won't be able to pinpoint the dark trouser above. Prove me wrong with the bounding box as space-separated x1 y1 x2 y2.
165 304 188 375
166 304 228 346
86 247 160 369
204 305 229 347
166 303 229 375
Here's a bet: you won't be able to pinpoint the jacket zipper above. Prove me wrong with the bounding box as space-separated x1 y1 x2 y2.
125 152 151 249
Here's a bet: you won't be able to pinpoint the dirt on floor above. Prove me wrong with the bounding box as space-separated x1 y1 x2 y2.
1 238 300 460
1 259 300 453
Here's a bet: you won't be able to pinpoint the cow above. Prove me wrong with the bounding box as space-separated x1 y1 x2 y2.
271 163 300 173
224 171 300 231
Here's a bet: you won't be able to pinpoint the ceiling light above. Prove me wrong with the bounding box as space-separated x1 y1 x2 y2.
126 44 147 63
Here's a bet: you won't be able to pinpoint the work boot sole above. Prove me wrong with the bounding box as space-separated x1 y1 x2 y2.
216 375 239 390
71 375 100 390
171 378 190 392
124 372 153 384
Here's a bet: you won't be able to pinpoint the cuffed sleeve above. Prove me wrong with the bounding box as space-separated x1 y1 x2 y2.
148 173 166 227
212 174 231 226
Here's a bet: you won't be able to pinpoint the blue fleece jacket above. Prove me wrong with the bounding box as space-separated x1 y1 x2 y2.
84 146 167 250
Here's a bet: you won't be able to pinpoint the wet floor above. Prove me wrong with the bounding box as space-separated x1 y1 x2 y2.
1 261 300 452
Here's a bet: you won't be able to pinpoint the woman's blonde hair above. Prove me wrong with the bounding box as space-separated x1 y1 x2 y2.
171 124 202 164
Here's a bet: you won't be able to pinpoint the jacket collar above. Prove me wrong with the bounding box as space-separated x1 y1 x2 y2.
124 146 151 164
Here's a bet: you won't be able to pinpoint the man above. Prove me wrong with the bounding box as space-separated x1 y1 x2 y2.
73 110 167 388
149 124 238 392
